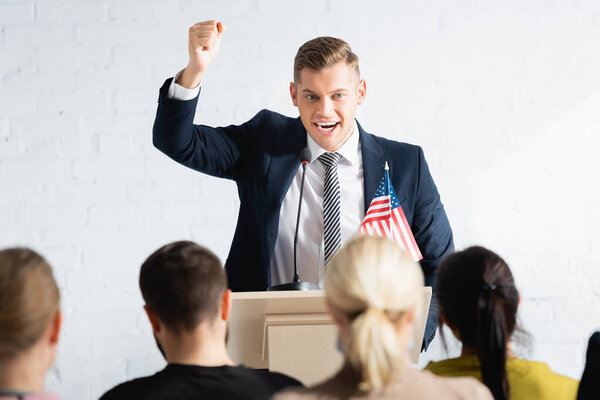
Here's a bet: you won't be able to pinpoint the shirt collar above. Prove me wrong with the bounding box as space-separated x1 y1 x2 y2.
306 120 360 166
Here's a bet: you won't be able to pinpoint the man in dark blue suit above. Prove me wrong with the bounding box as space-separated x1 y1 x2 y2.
153 20 453 349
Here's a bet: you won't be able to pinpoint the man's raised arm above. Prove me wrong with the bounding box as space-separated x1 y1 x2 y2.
177 20 225 89
153 20 261 181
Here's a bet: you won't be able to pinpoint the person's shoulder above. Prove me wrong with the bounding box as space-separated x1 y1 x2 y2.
98 373 162 400
516 359 578 381
367 132 421 152
236 365 303 389
360 129 426 172
250 109 297 128
425 358 454 375
271 387 311 400
271 382 333 400
358 124 421 151
408 369 493 400
425 356 480 378
236 109 299 142
506 358 579 399
588 331 600 355
508 358 573 380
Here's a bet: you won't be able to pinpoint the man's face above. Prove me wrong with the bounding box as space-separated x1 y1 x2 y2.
290 62 366 152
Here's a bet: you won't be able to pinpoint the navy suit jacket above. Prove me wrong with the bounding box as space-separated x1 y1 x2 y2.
578 331 600 400
153 78 454 348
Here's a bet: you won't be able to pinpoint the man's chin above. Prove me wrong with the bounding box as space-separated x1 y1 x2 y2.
308 132 336 151
316 142 337 152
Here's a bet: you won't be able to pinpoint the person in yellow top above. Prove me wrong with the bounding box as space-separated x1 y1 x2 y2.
425 246 578 400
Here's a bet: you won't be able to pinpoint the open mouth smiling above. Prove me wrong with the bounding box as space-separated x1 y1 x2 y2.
314 122 339 132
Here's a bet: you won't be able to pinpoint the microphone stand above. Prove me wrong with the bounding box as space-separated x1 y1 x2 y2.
268 154 319 291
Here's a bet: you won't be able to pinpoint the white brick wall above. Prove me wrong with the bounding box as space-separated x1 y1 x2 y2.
1 0 599 398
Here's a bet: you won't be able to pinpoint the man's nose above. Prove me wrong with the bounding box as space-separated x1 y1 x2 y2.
317 98 334 116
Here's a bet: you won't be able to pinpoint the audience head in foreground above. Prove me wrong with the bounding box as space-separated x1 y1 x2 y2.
100 241 301 400
0 248 61 400
426 246 578 400
577 331 600 400
275 235 492 400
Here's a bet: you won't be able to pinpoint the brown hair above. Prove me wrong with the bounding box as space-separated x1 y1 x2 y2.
294 36 360 83
139 241 227 333
0 248 60 361
436 246 520 400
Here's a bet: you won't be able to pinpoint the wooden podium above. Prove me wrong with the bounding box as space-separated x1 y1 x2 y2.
227 288 432 386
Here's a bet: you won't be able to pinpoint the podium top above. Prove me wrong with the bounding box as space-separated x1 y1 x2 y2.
231 287 431 300
231 290 326 300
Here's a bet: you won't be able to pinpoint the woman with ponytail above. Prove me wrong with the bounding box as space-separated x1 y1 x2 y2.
275 236 492 400
0 248 62 400
426 246 578 400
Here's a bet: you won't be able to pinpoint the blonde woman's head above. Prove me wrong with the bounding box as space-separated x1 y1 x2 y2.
324 235 424 392
0 248 61 363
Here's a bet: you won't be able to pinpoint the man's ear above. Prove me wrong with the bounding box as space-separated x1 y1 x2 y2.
289 82 298 107
357 79 366 105
49 311 62 345
221 289 232 322
144 305 161 333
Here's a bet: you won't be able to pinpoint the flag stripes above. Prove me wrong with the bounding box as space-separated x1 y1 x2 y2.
359 165 423 261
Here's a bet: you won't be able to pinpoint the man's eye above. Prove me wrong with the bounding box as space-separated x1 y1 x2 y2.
306 95 317 100
333 93 343 99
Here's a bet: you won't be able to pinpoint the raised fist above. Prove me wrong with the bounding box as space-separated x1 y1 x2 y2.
177 20 225 89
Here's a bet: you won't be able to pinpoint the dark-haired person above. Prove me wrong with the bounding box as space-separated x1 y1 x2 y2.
0 248 62 400
153 20 454 350
426 246 578 400
577 331 600 400
99 241 301 400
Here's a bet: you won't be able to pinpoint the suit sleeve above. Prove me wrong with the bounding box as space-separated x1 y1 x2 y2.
412 147 454 349
152 78 267 181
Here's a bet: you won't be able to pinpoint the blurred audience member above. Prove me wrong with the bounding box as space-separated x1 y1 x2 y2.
426 246 578 400
275 236 492 400
100 241 301 400
577 331 600 400
0 248 62 400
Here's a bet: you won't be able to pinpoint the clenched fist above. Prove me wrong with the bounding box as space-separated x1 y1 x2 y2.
177 20 225 89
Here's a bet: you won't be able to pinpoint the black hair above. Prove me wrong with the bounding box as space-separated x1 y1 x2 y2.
435 246 520 400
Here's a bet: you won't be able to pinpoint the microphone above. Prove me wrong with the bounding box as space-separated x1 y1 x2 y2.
268 148 320 291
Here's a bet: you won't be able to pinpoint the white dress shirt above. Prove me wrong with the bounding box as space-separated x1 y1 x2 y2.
168 74 365 288
270 126 365 287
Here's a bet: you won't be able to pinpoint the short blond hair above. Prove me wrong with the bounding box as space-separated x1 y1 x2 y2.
325 236 424 391
0 248 60 360
293 36 360 83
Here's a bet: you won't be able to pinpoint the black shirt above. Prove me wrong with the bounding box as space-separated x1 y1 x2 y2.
99 364 302 400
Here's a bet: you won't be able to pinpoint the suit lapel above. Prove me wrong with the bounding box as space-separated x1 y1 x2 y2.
359 121 386 212
264 117 307 241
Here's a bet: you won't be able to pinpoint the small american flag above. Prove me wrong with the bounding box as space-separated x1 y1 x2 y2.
359 162 423 261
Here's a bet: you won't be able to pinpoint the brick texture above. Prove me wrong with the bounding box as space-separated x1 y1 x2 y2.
1 1 600 398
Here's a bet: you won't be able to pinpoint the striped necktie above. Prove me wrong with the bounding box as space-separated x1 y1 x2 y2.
319 152 342 265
